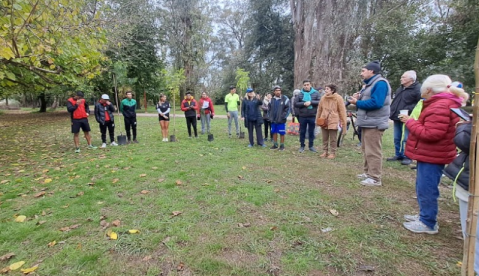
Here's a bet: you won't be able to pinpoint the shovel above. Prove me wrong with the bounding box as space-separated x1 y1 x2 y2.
113 74 127 145
239 127 245 139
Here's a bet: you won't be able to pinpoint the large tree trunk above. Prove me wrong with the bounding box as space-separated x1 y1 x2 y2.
39 92 47 112
290 0 367 92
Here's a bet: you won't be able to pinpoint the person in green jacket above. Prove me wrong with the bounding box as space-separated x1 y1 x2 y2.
120 91 138 143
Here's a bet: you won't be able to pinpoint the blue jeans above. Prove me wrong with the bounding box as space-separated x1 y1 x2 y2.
393 120 409 158
416 161 445 229
298 117 315 148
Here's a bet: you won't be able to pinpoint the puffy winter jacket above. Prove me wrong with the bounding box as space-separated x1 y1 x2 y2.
444 122 471 191
67 98 90 120
120 98 137 118
294 89 321 118
389 82 422 121
268 95 290 124
405 93 462 164
316 93 347 130
95 101 115 124
181 98 198 117
241 98 264 125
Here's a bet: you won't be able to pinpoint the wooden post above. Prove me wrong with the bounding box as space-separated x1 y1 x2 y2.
143 90 147 113
463 36 479 276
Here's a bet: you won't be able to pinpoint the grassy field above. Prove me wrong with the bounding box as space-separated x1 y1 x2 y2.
0 111 463 276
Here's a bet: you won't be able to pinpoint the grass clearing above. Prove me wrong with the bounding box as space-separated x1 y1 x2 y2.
0 111 463 275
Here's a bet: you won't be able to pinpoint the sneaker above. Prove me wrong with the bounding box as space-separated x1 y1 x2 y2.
299 147 305 153
247 144 253 148
270 145 279 150
75 148 80 153
111 141 118 146
404 214 419 222
88 145 97 150
165 138 168 142
356 173 368 179
127 140 131 145
360 177 382 186
401 157 412 165
133 140 139 144
189 136 193 139
403 220 438 234
279 145 285 151
101 143 107 148
386 156 403 161
260 144 266 148
264 138 269 142
309 147 318 153
356 142 362 147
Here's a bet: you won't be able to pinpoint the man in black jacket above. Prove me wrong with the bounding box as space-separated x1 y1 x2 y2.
95 94 118 148
294 80 321 153
387 71 421 165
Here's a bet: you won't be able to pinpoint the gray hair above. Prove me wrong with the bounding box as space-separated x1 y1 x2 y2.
404 70 417 82
293 89 301 95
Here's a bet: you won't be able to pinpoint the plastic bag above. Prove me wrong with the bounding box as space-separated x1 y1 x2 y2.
314 126 321 137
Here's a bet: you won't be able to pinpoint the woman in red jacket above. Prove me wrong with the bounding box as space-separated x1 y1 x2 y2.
399 74 468 234
197 92 215 134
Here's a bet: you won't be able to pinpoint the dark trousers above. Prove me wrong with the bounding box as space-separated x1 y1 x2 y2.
99 121 115 143
264 120 271 139
416 161 445 229
186 116 198 137
247 120 264 146
124 117 137 141
298 117 315 148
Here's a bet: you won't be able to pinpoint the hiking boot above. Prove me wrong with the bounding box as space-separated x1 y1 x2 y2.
403 220 438 234
387 156 403 161
404 214 419 222
101 143 107 148
75 148 80 153
111 141 118 146
279 145 285 151
309 147 318 153
401 157 412 165
298 147 305 153
327 154 335 159
270 145 279 150
360 177 382 186
88 145 97 150
356 173 368 179
320 152 328 158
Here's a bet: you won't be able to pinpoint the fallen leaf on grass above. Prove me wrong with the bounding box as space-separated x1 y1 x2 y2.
106 229 118 240
162 237 171 244
238 223 251 228
0 253 15 261
112 220 121 227
76 191 84 197
9 261 25 270
20 265 38 274
100 220 109 228
171 211 182 217
112 178 119 184
457 261 463 267
158 178 165 183
139 174 147 178
242 166 246 170
329 209 339 217
175 180 182 185
87 182 94 186
128 229 140 234
15 215 26 222
238 175 244 180
177 262 185 271
142 255 152 261
0 180 9 184
43 179 52 184
36 221 46 226
59 224 81 232
34 191 46 198
358 265 375 272
0 267 9 274
140 190 150 194
47 241 56 247
270 226 278 231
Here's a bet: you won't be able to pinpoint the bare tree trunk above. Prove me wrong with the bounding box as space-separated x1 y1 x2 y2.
51 96 58 110
39 92 47 112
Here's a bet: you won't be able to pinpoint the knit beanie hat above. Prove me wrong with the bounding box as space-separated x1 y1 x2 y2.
363 60 381 74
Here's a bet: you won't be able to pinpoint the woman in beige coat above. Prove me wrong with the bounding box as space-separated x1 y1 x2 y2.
316 84 347 159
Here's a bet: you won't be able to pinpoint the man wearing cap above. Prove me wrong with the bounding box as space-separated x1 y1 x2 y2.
294 80 321 153
348 60 392 186
387 71 421 165
225 86 240 138
268 86 290 151
181 91 199 138
67 91 97 153
95 94 118 148
241 88 265 147
120 91 139 144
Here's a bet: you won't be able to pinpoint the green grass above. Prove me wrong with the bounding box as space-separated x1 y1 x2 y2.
0 111 463 275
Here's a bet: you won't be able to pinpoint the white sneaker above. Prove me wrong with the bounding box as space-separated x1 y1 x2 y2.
404 214 419 222
360 178 382 186
162 138 165 142
403 220 438 234
101 143 107 148
111 142 118 146
356 173 368 179
165 138 168 142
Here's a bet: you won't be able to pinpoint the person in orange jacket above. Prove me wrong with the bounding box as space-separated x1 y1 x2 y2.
181 91 199 138
197 92 215 134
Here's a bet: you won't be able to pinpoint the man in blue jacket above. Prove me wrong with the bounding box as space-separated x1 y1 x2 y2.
268 86 290 151
294 80 321 153
348 61 391 186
